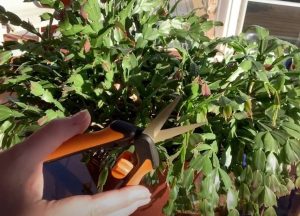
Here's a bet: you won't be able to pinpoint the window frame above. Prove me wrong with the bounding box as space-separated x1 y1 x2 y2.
217 0 300 37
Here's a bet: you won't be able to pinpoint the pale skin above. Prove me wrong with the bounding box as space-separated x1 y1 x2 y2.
0 110 151 216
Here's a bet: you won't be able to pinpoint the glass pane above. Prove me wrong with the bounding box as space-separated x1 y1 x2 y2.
243 1 300 46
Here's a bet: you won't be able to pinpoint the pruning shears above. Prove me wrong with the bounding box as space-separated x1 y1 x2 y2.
45 96 202 189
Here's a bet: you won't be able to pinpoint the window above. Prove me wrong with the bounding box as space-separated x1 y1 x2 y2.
243 1 300 45
218 0 300 46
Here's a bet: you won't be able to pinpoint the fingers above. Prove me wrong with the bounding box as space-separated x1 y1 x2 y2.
90 186 151 215
105 199 151 216
15 110 91 165
46 186 151 216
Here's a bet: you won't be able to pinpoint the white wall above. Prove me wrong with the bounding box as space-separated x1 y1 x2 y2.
0 0 54 42
0 0 53 25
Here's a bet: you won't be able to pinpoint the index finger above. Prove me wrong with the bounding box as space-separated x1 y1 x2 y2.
12 110 91 166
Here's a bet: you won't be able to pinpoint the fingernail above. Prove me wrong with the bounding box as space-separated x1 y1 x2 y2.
74 109 89 116
71 110 89 121
68 110 91 132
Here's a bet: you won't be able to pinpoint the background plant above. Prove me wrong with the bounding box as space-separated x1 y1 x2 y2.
1 0 300 215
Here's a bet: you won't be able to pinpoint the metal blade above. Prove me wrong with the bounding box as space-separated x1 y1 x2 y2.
143 96 181 140
153 123 204 143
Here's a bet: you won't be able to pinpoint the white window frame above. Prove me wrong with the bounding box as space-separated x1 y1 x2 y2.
217 0 300 38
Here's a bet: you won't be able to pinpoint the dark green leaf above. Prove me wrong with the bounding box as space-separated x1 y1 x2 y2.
40 0 56 7
0 5 5 13
44 109 65 123
228 209 239 216
256 26 269 40
30 81 44 96
14 102 41 113
258 186 277 207
68 73 84 92
290 139 300 158
277 184 289 197
252 186 264 202
263 207 277 216
240 166 253 184
30 82 64 111
284 140 299 163
190 153 209 171
6 11 22 25
219 96 232 106
286 179 295 192
201 133 216 140
265 153 278 173
296 163 300 176
253 149 266 170
295 177 300 189
97 167 108 192
199 198 215 215
0 105 23 121
143 26 160 41
20 21 40 35
6 74 31 84
83 0 102 32
240 60 252 71
252 170 263 188
263 132 278 153
212 152 220 168
211 141 218 153
190 82 199 98
188 133 203 146
282 121 300 133
219 168 232 190
183 168 194 191
273 75 285 92
227 188 238 210
254 132 264 149
163 185 179 215
136 37 148 48
132 0 162 14
256 71 269 82
40 12 52 21
224 146 232 167
239 183 250 201
122 53 138 72
194 144 212 152
265 174 281 193
118 0 135 25
0 51 12 64
202 155 213 175
41 90 55 103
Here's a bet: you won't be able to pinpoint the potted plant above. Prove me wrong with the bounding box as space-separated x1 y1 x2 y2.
1 0 300 215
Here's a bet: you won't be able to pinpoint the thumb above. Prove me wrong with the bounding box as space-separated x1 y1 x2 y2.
14 110 91 165
46 186 151 216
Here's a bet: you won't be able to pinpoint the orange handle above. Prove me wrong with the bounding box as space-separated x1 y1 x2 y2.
104 159 154 190
110 152 154 184
111 151 135 179
126 159 154 186
45 127 125 162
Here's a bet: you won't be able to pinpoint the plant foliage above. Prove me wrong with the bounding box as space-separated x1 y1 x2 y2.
1 0 300 215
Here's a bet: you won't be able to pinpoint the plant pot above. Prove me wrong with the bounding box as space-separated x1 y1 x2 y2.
132 180 170 216
86 152 170 215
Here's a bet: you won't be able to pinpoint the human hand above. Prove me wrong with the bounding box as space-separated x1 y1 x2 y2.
0 110 151 216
